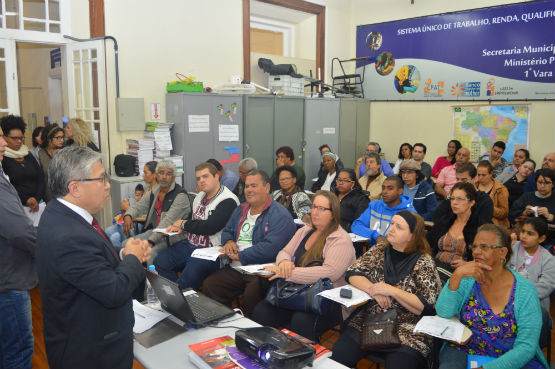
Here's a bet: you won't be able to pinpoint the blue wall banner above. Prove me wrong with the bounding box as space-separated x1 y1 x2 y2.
355 0 555 100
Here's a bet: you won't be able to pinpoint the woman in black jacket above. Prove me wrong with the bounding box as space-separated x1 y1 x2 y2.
334 169 369 232
312 152 341 192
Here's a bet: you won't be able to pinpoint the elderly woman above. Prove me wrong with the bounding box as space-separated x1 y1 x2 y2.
476 160 510 229
38 123 65 202
271 165 311 223
0 115 45 212
503 159 535 209
334 169 369 232
331 210 441 369
65 117 99 151
311 151 339 192
436 224 549 369
252 191 356 341
432 139 461 179
427 182 488 274
496 148 530 184
399 159 437 221
392 142 413 174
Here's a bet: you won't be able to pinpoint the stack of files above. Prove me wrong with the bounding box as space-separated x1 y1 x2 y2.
145 122 174 156
126 138 155 175
145 121 174 131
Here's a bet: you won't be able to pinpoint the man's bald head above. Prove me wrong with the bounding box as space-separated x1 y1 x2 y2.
455 147 470 165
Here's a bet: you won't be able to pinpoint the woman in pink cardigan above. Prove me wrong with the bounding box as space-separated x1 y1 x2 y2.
251 190 356 341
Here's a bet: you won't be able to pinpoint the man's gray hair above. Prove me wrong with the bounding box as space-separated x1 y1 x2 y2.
239 157 257 171
246 169 270 185
368 141 381 153
365 151 381 165
155 160 176 174
48 146 103 198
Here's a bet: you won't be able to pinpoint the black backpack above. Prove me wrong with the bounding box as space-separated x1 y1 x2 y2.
114 154 137 177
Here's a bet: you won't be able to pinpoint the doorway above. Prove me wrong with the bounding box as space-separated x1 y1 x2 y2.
16 42 65 143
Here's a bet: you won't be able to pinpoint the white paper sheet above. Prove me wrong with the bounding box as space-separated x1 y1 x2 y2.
188 115 210 132
349 233 370 243
317 285 372 307
191 247 223 261
218 124 239 142
132 300 170 334
24 202 46 227
413 316 467 343
293 218 306 226
234 263 275 276
153 228 179 236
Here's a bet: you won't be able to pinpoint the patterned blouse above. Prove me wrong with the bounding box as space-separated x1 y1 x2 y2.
345 243 442 357
451 280 544 369
436 232 466 265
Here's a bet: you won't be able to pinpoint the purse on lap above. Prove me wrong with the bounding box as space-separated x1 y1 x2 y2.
360 306 401 350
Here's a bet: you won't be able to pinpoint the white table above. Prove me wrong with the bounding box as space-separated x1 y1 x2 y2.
134 313 348 369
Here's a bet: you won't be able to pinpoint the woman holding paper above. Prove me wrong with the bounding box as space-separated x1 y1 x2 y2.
331 210 441 369
436 224 548 369
251 190 356 341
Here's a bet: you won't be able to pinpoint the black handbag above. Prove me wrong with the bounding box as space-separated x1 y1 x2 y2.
264 260 333 315
361 306 401 350
114 154 137 177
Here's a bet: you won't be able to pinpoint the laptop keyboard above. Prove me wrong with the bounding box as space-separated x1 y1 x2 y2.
186 296 221 322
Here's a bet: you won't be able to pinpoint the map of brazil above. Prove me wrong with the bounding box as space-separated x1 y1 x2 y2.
453 105 529 163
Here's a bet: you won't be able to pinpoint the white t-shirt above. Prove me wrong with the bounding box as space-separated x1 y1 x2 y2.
321 172 337 191
232 210 260 266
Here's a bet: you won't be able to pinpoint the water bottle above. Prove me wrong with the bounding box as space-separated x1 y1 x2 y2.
145 265 159 307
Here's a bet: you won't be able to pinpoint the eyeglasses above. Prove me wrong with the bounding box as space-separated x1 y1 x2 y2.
311 205 331 212
52 135 65 140
448 196 470 202
279 176 293 182
537 181 553 186
336 178 353 183
74 172 110 184
469 244 504 251
7 136 24 141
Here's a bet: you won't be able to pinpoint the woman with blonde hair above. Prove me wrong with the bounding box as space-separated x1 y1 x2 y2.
252 190 356 340
65 117 99 151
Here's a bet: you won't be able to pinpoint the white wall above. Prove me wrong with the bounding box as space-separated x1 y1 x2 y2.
294 15 316 60
348 0 555 166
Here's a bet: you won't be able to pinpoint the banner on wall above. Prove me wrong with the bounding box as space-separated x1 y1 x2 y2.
355 0 555 100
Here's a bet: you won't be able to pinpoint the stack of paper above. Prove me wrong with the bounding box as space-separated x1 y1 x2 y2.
317 285 371 307
145 122 174 158
413 316 468 343
132 300 170 334
126 139 155 175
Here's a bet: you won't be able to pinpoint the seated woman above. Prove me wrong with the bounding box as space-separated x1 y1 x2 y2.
509 217 555 313
392 142 413 174
252 191 356 341
476 160 510 229
509 168 555 246
399 159 437 221
432 139 461 179
331 210 441 369
436 224 549 369
503 159 535 209
271 165 311 223
496 148 530 184
427 182 486 273
334 169 369 232
311 152 339 192
0 115 45 213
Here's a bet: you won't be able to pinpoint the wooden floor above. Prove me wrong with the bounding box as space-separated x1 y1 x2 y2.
30 287 554 369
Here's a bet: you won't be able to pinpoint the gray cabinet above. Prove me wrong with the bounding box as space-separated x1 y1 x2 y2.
243 95 305 177
339 98 370 170
167 93 243 192
303 98 340 187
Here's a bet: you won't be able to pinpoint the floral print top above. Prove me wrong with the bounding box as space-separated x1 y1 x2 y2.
451 280 544 369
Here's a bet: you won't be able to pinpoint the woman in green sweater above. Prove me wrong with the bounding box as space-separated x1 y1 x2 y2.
436 224 548 369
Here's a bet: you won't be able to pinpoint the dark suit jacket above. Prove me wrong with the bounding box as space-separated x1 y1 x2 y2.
37 199 145 369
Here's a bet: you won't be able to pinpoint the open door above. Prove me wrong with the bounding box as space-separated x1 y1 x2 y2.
0 39 20 117
65 40 107 157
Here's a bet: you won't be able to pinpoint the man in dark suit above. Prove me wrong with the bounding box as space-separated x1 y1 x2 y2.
37 146 151 369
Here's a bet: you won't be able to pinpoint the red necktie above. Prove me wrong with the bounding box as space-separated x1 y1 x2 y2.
92 218 121 261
